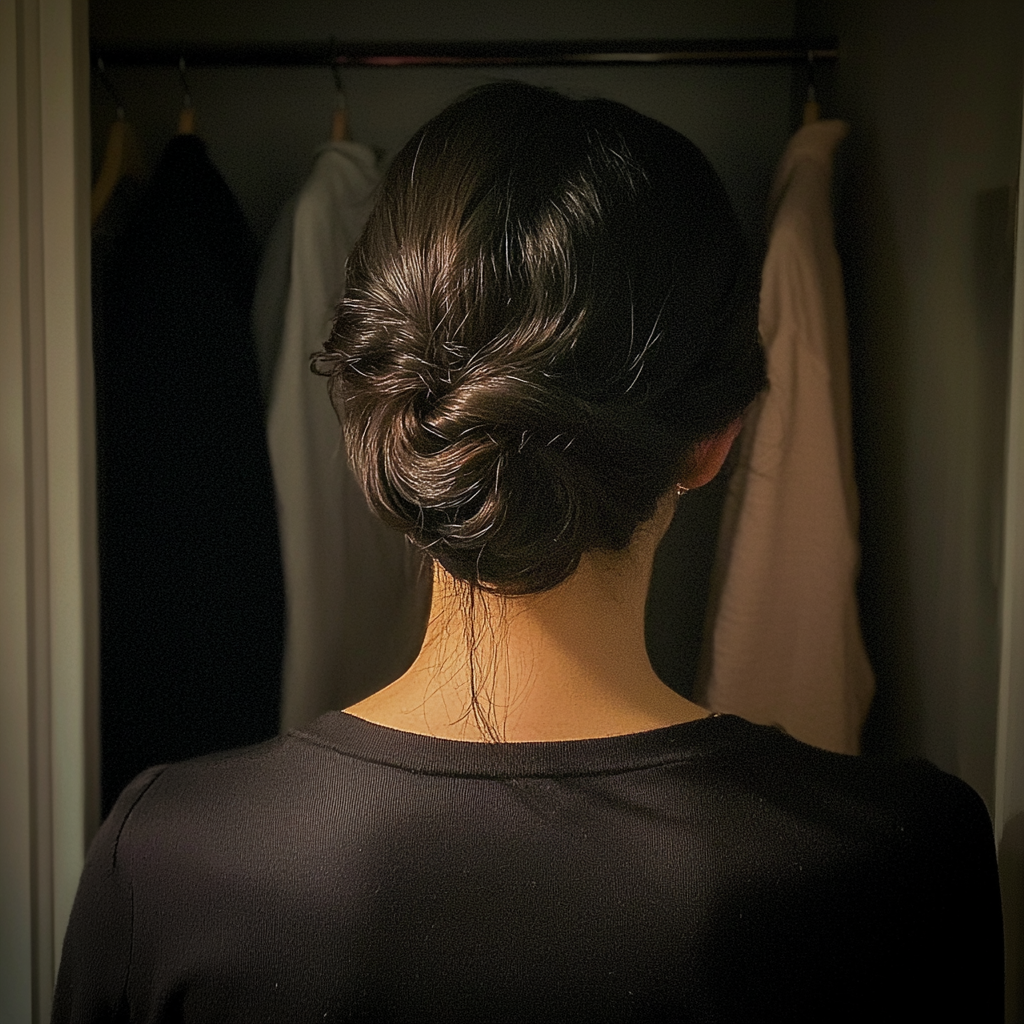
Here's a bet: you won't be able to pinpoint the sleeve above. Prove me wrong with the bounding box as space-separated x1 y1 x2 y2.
51 766 166 1024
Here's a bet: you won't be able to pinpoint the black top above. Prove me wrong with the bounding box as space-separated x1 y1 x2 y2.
53 713 1002 1023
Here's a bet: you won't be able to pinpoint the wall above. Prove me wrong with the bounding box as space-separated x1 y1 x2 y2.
89 0 792 44
796 0 1023 802
796 1 1023 1014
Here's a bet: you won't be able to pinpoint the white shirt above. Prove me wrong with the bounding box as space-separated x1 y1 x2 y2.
267 142 430 731
698 120 874 754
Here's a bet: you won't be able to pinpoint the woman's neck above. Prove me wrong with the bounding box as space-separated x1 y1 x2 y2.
345 492 709 741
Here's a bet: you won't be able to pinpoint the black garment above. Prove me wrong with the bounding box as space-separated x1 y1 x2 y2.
94 135 284 815
53 713 1001 1023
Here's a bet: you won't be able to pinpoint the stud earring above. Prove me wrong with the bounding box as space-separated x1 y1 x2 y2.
675 483 690 496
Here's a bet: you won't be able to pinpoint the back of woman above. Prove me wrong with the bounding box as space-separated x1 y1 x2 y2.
53 83 1002 1023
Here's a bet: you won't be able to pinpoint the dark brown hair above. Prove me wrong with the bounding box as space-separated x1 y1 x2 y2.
314 82 765 595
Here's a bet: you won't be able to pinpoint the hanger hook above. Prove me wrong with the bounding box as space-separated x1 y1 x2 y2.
178 56 193 110
329 38 346 110
95 57 126 120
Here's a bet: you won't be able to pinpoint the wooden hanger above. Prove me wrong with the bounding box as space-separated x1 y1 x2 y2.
331 105 349 142
330 58 349 141
803 51 820 124
177 57 196 134
91 117 145 225
803 88 820 124
91 60 145 226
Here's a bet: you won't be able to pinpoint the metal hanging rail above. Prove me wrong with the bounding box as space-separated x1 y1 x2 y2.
89 38 838 69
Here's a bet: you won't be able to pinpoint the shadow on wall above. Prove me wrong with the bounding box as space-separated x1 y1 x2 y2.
974 184 1017 610
836 120 920 759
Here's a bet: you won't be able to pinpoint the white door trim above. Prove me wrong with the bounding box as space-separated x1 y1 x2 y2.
0 0 96 1020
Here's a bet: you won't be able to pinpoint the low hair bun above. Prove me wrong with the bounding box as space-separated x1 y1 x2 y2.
315 83 766 595
335 334 614 593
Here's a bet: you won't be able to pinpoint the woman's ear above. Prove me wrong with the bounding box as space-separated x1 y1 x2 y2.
679 417 744 490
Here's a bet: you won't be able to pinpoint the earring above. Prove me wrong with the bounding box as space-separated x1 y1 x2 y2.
675 483 690 495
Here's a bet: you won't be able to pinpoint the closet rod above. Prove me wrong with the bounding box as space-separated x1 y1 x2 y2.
89 38 838 69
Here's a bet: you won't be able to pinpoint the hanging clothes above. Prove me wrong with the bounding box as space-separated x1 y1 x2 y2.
267 141 430 732
92 174 145 375
252 193 298 411
96 134 284 815
697 119 874 755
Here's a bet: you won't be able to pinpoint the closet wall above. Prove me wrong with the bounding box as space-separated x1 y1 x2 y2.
795 0 1023 803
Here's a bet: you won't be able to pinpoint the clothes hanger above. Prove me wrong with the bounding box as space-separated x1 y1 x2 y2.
91 58 145 226
177 57 196 135
330 52 349 141
803 51 820 125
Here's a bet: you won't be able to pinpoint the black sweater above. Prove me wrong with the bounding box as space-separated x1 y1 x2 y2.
52 712 1002 1023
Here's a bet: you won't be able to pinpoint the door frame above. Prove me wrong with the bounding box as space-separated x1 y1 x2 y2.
0 0 96 1020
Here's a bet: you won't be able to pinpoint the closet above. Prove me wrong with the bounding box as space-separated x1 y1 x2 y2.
3 0 1023 1019
84 0 1024 893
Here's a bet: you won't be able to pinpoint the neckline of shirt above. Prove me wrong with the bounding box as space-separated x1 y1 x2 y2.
292 711 752 778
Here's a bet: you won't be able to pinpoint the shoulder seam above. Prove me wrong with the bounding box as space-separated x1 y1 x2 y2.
113 764 167 1018
111 764 168 870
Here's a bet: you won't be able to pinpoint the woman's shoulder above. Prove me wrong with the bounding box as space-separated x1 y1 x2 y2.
98 712 997 878
718 713 989 804
706 715 995 857
115 713 994 830
104 730 332 842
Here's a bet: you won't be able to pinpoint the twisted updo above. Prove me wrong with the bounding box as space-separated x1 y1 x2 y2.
314 83 765 595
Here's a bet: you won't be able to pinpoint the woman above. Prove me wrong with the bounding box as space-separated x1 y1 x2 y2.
54 83 1002 1022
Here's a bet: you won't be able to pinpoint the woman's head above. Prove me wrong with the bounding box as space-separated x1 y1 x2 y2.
315 82 765 595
